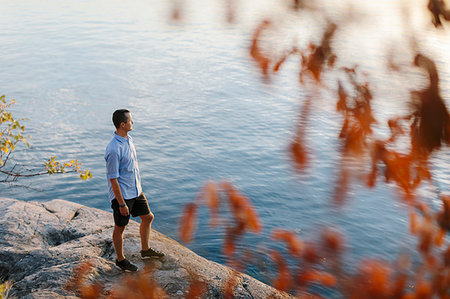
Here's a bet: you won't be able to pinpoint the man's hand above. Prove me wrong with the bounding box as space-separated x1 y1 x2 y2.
110 178 129 216
119 205 130 216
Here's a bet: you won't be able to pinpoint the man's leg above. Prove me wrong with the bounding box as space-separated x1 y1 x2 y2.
111 200 138 271
134 194 163 258
112 224 126 261
112 224 138 271
139 212 154 251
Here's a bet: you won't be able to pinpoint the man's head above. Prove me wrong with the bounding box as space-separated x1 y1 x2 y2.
112 109 133 132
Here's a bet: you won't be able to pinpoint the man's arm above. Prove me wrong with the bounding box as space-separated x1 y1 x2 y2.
105 148 129 217
110 178 129 216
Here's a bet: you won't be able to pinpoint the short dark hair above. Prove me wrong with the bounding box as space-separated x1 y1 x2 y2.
112 109 130 129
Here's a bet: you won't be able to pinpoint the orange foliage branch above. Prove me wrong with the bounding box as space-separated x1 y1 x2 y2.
411 53 450 154
179 203 197 243
428 0 450 27
290 97 312 171
250 20 272 81
299 22 337 84
272 229 304 257
270 250 294 292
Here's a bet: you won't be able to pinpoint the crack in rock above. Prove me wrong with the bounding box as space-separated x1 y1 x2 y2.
43 206 56 214
70 209 80 221
100 240 114 259
45 228 85 247
242 281 255 299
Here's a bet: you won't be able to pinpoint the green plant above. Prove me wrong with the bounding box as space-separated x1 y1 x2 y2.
0 94 92 185
0 282 11 299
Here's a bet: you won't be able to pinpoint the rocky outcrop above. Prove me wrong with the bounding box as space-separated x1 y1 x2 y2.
0 198 292 298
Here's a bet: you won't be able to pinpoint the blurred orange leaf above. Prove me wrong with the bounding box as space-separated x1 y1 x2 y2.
272 229 303 256
180 203 197 243
301 269 337 287
270 250 294 291
250 19 272 80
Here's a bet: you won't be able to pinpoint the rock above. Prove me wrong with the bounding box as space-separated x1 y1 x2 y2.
0 198 293 298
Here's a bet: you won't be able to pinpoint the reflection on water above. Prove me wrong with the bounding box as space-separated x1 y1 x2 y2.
0 0 449 284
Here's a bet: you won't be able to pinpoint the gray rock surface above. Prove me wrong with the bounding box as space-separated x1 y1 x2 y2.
0 198 293 298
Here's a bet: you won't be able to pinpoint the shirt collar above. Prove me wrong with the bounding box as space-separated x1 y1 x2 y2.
113 132 129 143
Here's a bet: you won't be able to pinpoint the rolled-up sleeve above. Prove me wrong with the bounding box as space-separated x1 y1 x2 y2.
105 149 120 179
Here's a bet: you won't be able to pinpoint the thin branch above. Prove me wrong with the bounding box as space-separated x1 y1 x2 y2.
0 169 48 178
1 181 43 192
0 168 78 178
1 150 13 169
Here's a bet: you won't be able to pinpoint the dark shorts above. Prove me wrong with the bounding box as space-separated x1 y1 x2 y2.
111 193 150 227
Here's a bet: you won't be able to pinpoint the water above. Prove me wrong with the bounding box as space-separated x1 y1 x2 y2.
1 0 449 287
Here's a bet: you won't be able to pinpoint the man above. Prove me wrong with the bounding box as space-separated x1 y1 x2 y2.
105 109 164 272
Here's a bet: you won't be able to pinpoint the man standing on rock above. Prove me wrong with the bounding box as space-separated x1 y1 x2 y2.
105 109 164 272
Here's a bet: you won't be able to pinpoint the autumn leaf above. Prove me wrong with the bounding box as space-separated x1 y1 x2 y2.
250 19 272 80
179 203 197 243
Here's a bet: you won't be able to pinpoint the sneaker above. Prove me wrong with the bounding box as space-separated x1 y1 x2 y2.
141 247 164 259
115 259 138 272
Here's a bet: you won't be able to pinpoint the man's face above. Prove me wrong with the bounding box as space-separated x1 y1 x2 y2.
122 112 134 132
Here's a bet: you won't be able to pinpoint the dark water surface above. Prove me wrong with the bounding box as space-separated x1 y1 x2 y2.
1 0 449 287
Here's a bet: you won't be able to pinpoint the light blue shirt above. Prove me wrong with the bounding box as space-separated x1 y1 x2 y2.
105 132 142 201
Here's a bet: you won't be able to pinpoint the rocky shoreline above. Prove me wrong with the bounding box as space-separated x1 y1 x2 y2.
0 197 292 298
